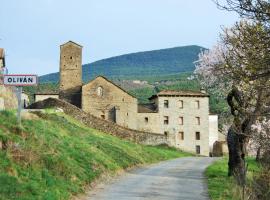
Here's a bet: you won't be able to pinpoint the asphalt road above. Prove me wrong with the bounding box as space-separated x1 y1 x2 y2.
86 157 217 200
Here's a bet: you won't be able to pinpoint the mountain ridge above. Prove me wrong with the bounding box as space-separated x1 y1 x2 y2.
39 45 206 83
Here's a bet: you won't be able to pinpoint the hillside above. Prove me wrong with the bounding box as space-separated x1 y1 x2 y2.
0 110 190 200
39 45 206 83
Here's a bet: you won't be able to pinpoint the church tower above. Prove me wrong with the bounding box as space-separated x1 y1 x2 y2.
59 41 83 107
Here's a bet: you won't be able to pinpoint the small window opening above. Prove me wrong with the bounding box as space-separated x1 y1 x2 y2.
195 100 200 109
101 115 105 119
179 132 184 140
179 100 183 109
144 117 149 123
196 132 200 140
164 116 169 125
164 131 169 137
179 117 183 125
196 145 201 154
164 100 169 108
196 117 200 125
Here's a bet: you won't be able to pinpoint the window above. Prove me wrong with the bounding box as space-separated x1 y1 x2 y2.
179 132 184 140
196 117 200 125
97 86 103 97
178 100 183 109
179 117 184 125
164 100 169 108
196 132 200 140
144 117 149 123
101 115 105 119
164 116 169 125
196 145 201 154
164 131 169 137
195 100 200 109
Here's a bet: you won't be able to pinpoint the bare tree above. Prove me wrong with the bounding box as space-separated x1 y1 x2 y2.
215 0 270 22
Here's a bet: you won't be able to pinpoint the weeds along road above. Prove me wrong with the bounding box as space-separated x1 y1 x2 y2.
85 157 217 200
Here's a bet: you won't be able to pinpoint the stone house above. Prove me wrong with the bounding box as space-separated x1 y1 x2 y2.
82 78 218 156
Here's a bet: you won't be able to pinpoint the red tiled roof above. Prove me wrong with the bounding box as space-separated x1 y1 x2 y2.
149 90 209 100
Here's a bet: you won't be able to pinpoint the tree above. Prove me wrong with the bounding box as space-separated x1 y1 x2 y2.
195 21 270 185
215 0 270 23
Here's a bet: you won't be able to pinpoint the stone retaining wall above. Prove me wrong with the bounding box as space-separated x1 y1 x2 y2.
28 98 168 145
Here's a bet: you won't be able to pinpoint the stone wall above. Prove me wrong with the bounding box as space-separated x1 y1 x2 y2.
0 85 18 110
28 98 168 146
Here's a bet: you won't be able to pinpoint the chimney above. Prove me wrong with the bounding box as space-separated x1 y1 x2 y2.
200 88 206 94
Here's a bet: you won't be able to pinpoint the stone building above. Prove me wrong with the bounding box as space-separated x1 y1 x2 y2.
82 78 218 156
59 41 82 108
0 48 5 71
82 76 138 129
0 48 18 110
35 41 219 156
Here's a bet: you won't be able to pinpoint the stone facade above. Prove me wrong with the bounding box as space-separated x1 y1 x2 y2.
82 76 138 130
59 41 82 108
82 77 218 156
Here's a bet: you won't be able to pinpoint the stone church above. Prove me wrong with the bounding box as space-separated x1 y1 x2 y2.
40 41 219 156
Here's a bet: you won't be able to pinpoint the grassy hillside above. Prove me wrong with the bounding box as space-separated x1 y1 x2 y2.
39 45 206 83
0 110 190 200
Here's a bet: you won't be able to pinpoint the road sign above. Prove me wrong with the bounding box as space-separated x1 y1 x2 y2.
3 74 38 86
2 74 38 126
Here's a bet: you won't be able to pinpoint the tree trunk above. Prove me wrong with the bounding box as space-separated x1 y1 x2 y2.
256 146 261 162
227 126 247 186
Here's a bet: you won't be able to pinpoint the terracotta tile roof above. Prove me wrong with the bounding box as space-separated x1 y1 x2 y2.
60 41 83 48
138 103 158 113
149 89 209 100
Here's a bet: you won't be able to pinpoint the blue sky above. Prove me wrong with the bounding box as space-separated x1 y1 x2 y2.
0 0 238 76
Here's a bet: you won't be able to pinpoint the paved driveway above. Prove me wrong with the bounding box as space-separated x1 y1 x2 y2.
86 157 216 200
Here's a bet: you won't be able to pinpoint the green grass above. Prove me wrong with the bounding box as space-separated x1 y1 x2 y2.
206 157 261 200
0 110 191 200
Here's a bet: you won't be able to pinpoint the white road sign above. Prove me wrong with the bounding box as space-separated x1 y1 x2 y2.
3 74 38 86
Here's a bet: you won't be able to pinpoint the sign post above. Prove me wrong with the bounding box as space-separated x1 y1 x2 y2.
16 87 22 126
4 74 38 126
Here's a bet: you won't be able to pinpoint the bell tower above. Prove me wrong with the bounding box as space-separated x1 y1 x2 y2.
59 41 82 107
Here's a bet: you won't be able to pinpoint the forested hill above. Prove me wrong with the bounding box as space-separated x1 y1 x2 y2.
39 45 206 83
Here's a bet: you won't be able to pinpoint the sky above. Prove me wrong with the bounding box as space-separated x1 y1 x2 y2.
0 0 239 76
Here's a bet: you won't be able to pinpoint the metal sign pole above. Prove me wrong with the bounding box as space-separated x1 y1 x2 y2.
16 86 22 126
